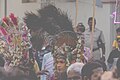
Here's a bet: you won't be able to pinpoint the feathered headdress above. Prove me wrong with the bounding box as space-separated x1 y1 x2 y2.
24 12 41 31
24 5 86 79
24 4 74 35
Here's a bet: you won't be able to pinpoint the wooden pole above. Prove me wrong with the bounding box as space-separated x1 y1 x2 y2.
75 0 78 27
90 0 96 59
5 0 7 17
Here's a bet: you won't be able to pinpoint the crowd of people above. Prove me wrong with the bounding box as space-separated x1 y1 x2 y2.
0 4 120 80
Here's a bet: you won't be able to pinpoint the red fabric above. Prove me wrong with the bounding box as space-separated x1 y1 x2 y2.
9 13 18 26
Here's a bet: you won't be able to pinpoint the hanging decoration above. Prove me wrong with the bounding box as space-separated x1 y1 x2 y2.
111 0 120 24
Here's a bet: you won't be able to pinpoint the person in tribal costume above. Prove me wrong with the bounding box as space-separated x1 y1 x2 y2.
54 53 68 80
24 4 76 80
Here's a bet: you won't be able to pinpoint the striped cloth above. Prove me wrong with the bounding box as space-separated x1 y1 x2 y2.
41 52 54 80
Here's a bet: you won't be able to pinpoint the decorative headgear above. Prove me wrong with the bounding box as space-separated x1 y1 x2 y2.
52 31 77 66
24 4 85 79
24 4 74 36
0 13 31 66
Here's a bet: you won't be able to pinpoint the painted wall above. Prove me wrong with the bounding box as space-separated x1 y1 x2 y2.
0 0 41 19
0 0 5 18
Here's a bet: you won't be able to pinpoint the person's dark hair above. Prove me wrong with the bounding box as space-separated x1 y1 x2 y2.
0 55 5 67
116 37 120 42
93 60 107 71
5 66 38 80
88 17 96 24
0 67 6 80
44 45 52 52
56 53 67 61
81 62 102 80
116 58 120 78
30 35 44 51
116 27 120 33
76 23 85 33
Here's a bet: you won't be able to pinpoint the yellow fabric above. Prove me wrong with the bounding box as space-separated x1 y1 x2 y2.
112 36 120 48
117 36 120 38
112 40 118 48
34 60 40 73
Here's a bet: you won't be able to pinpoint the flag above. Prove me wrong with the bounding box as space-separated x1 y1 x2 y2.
96 0 103 8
